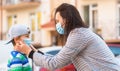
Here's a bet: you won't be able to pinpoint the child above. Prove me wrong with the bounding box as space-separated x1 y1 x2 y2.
7 24 32 71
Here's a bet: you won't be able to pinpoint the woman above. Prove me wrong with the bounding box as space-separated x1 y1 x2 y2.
15 3 120 71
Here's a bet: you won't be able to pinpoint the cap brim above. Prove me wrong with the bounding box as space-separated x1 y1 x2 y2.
5 39 12 44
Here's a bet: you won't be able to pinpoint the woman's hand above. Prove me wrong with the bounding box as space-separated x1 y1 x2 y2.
15 41 32 56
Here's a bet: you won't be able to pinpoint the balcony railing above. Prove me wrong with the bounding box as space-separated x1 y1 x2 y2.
5 0 40 5
3 0 40 10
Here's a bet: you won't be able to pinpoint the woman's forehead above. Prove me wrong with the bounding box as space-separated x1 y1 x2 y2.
55 12 63 22
55 12 61 19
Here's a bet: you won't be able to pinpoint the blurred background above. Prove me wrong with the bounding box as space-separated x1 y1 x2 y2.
0 0 120 71
1 0 120 45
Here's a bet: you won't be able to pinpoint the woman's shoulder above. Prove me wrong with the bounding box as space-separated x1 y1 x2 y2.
67 27 94 42
70 27 89 35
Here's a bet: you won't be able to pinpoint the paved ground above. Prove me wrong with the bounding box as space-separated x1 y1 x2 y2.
0 40 120 71
0 40 13 71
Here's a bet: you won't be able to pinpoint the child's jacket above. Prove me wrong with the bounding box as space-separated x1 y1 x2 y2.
7 51 32 71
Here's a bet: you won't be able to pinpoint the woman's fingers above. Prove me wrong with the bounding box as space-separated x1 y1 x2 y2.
15 42 26 53
15 41 32 55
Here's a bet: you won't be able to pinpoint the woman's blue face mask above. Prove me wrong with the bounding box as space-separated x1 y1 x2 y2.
56 22 64 34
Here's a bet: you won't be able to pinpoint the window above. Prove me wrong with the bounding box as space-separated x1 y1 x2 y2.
117 2 120 37
118 6 120 36
7 15 17 30
30 13 35 31
92 10 98 32
13 15 17 24
7 16 12 29
83 4 98 32
83 5 89 26
37 12 41 30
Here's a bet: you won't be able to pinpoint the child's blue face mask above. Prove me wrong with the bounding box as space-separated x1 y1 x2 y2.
56 22 64 34
23 38 32 46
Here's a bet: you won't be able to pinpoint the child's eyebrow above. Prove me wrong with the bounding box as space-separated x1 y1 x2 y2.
24 34 29 37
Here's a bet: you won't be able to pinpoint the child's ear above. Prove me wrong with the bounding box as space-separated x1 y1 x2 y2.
13 37 20 43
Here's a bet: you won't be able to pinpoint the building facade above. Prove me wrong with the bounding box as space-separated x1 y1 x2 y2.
0 0 120 46
49 0 120 40
79 0 119 40
1 0 52 46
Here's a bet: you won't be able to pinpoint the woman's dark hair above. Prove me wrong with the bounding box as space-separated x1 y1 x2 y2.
54 3 88 45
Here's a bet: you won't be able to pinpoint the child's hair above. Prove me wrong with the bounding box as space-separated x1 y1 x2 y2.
11 36 21 46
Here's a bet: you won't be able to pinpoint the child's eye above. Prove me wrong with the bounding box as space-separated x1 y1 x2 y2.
26 35 29 38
